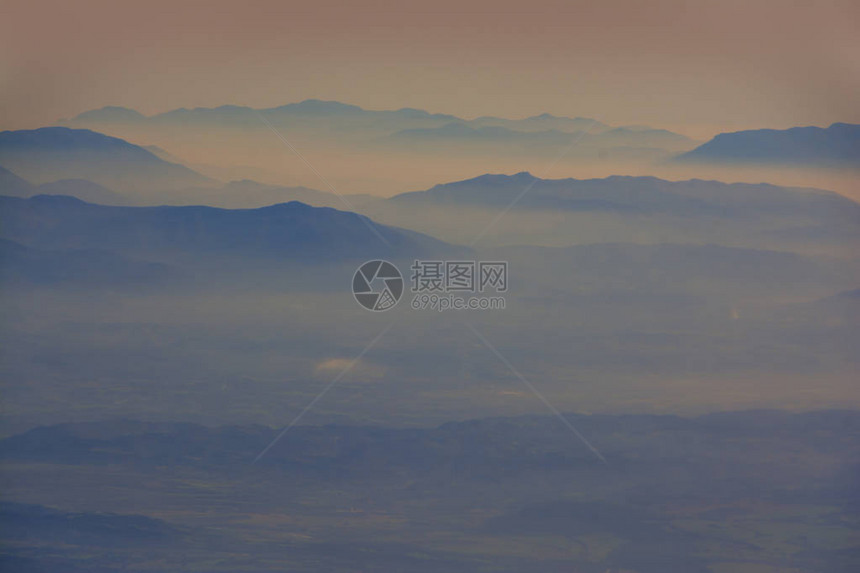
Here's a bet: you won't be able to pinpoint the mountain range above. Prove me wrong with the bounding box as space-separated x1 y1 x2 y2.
62 100 697 160
4 157 858 258
66 100 607 134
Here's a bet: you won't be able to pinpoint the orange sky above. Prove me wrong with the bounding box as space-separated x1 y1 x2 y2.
2 0 859 137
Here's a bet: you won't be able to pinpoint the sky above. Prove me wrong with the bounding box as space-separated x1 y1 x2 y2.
2 0 859 137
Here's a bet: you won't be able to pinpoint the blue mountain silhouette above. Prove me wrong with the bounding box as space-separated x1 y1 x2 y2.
675 123 860 167
0 127 212 190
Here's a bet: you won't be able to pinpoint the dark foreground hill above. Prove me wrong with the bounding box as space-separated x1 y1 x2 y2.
1 410 858 573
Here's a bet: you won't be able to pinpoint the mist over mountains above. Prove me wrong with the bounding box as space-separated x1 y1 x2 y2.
0 162 374 209
21 101 859 202
366 172 860 254
383 122 694 158
1 180 857 434
56 100 704 191
1 101 859 573
4 0 860 567
4 126 857 256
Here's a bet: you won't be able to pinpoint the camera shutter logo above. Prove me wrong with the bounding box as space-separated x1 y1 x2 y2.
352 260 404 311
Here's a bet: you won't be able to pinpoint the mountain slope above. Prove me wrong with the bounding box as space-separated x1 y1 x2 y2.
0 167 128 204
675 123 860 167
0 165 34 197
35 179 128 205
71 106 147 124
0 238 173 287
162 179 377 209
0 127 212 191
0 194 455 261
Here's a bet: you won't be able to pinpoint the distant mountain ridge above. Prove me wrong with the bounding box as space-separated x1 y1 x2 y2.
360 172 860 252
389 171 860 219
675 122 860 167
65 99 691 146
71 105 147 123
0 165 129 204
0 165 377 209
68 100 586 129
0 127 212 191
